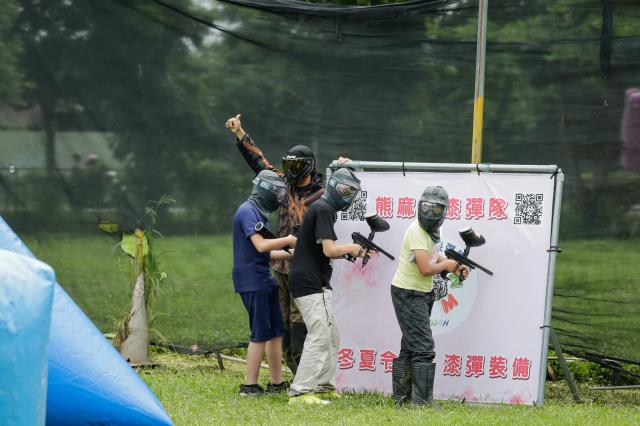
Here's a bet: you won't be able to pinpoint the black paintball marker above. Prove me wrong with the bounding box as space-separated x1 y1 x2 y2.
442 226 493 283
346 213 395 267
255 222 293 254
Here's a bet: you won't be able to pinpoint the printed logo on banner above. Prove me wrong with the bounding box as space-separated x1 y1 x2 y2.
514 193 543 225
341 191 367 221
429 240 478 336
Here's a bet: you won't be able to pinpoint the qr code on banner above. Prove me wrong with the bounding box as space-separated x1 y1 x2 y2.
514 193 543 225
341 191 367 221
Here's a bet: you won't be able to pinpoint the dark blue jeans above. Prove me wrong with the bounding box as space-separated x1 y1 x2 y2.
391 285 436 363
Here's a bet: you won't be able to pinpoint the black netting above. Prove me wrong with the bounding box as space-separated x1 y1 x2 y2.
1 0 639 360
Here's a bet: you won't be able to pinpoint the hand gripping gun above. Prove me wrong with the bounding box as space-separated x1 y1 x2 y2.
346 213 395 267
254 222 294 254
442 226 493 284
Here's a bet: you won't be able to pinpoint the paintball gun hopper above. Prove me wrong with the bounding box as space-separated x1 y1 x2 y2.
442 226 493 283
366 213 390 233
459 226 486 250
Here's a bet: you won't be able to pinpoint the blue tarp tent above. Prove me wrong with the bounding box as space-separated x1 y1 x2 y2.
0 217 173 425
0 249 55 426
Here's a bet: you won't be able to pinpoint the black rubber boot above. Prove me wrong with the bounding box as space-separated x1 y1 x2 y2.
392 357 412 404
411 362 436 406
290 321 308 374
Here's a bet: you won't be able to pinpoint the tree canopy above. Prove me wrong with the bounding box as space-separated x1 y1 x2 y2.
1 0 639 234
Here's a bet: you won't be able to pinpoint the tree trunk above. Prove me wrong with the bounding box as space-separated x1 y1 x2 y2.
119 273 149 364
119 228 149 364
41 102 56 178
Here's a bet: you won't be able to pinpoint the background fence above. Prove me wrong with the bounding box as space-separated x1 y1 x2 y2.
1 0 639 362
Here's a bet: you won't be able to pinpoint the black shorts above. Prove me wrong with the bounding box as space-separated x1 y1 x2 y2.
240 287 285 342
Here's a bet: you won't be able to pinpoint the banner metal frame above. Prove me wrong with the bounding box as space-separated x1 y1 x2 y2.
328 161 566 406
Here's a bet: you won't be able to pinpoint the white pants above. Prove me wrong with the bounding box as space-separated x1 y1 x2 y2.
289 288 340 396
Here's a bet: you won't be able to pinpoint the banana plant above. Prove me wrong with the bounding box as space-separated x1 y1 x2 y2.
100 196 173 364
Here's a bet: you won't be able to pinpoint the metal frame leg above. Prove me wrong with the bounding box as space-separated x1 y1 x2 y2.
549 327 582 403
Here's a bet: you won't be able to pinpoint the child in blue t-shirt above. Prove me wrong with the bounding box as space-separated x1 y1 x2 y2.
232 170 297 396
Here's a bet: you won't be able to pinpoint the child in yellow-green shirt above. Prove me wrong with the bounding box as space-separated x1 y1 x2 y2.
390 185 469 406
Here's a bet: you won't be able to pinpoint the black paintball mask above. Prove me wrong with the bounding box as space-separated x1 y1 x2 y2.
417 185 449 242
282 145 315 185
249 170 288 218
323 168 361 212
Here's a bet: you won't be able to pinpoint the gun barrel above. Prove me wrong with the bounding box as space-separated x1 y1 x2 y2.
445 248 493 276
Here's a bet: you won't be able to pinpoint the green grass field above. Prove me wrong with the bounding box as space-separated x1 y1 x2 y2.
140 349 640 426
19 233 640 424
552 238 640 359
23 233 247 346
23 233 640 356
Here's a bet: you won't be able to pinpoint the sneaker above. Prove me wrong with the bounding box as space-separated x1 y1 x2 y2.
288 394 331 405
315 390 342 399
266 381 289 393
239 384 265 397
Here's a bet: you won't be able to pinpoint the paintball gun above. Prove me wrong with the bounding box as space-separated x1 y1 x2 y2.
442 226 493 284
254 222 294 254
346 213 395 267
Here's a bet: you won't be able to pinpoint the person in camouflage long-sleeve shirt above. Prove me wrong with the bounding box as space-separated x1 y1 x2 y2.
226 114 330 374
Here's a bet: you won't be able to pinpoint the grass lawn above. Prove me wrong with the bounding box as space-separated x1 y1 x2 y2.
17 233 640 424
23 233 247 346
553 238 640 359
22 233 640 358
141 349 640 426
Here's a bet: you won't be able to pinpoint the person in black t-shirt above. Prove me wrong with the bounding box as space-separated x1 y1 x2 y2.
225 113 351 375
288 168 365 405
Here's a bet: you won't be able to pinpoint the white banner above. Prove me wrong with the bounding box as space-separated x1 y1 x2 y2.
332 171 556 405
